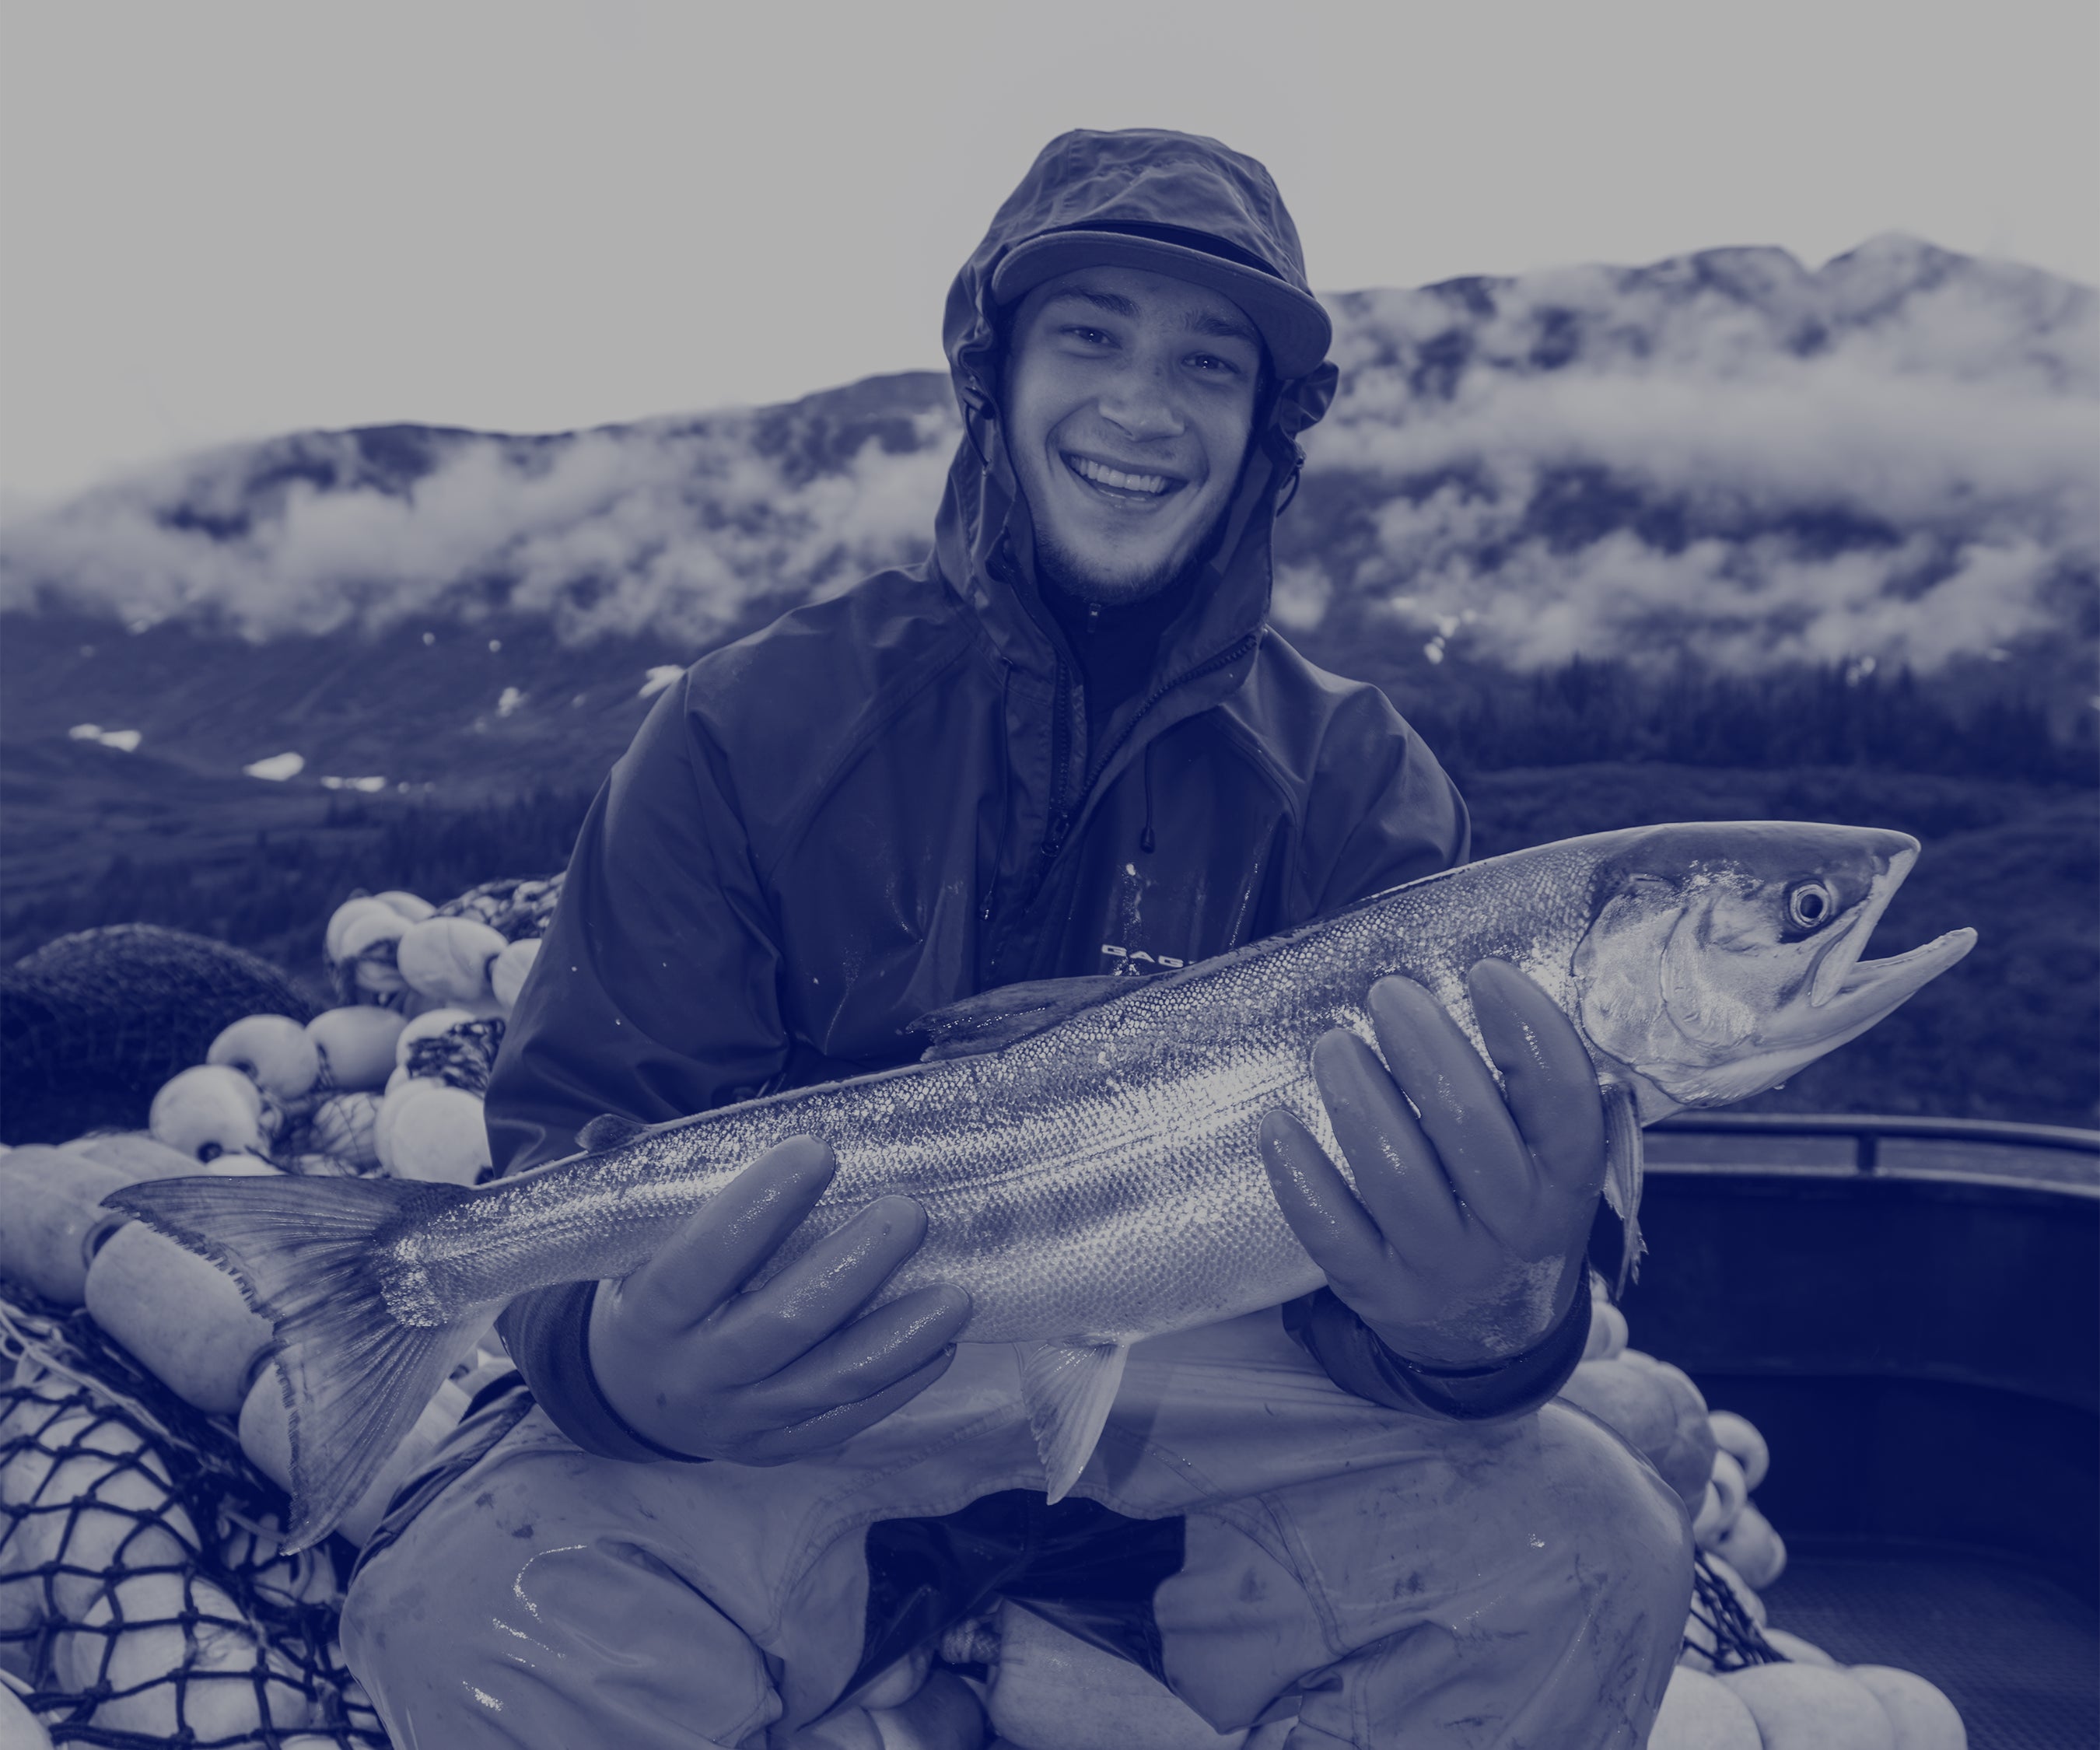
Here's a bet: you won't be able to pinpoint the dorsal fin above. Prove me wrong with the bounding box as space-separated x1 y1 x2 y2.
909 975 1134 1062
576 1112 649 1153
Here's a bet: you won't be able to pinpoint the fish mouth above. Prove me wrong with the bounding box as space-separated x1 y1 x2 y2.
1783 833 1976 1043
1808 923 1978 1034
1806 840 1912 1010
1657 915 1977 1111
1801 838 1976 1029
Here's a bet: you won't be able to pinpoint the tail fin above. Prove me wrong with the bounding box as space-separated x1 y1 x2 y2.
104 1174 485 1552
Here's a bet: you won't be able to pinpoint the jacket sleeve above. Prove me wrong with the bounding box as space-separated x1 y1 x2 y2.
484 675 792 1461
1283 685 1591 1421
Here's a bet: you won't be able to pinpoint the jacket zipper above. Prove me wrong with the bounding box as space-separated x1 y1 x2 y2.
1038 656 1077 868
1022 630 1259 906
1080 631 1259 804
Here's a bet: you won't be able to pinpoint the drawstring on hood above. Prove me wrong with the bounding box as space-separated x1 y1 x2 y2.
1140 739 1158 856
983 660 1015 924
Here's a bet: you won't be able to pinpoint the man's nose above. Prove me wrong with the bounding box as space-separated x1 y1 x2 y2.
1096 359 1185 443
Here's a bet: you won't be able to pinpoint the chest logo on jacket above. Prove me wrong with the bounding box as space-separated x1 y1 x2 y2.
1101 943 1186 971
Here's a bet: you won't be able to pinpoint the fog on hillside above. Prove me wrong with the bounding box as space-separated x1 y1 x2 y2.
2 237 2092 691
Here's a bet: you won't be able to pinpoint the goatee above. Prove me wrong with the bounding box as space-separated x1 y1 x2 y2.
1034 516 1228 609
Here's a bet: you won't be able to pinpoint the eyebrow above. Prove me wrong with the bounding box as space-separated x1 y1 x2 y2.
1043 289 1260 350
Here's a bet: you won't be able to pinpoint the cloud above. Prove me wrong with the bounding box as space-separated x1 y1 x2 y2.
3 238 2092 680
1293 236 2098 673
1 399 961 648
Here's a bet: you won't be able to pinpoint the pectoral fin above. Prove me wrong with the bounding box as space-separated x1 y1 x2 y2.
1599 1079 1646 1297
1016 1340 1129 1503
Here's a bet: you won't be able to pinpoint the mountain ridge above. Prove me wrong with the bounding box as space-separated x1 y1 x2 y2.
2 233 2091 802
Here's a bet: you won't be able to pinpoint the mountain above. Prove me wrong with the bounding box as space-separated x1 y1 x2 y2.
2 234 2092 804
3 236 2092 1125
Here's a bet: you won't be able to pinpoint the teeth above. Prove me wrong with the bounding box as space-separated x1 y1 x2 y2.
1072 457 1170 495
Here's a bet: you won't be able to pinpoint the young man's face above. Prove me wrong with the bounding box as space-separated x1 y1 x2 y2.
1003 264 1265 604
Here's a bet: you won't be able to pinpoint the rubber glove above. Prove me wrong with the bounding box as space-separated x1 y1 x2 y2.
589 1136 973 1463
1261 959 1608 1370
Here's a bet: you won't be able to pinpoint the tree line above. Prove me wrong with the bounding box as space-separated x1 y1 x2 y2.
5 657 2091 973
1398 657 2094 783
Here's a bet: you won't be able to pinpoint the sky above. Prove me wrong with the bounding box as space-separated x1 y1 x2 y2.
2 0 2095 512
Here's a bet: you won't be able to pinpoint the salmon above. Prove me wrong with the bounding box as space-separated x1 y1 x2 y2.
107 821 1974 1549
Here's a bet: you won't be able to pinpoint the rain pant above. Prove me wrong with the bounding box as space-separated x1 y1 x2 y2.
342 128 1692 1748
342 1314 1691 1749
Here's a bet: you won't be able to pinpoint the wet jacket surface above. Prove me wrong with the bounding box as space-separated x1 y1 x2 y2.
484 129 1587 1459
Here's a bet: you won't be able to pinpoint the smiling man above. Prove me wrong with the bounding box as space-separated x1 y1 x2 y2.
341 129 1692 1750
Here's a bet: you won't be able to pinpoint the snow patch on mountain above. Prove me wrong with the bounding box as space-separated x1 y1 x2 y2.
68 725 141 752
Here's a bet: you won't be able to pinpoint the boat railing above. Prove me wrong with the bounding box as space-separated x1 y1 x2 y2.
1647 1111 2100 1192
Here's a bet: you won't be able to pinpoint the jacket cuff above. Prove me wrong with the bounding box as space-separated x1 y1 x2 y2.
495 1282 712 1465
1283 1286 1592 1423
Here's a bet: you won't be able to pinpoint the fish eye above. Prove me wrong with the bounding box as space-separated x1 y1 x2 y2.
1786 882 1836 931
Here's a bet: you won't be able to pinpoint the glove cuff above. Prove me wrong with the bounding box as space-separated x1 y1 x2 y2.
1284 1285 1593 1423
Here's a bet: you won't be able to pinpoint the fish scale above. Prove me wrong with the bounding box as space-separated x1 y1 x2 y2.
106 821 1974 1549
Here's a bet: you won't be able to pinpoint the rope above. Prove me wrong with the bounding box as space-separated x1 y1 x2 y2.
1684 1549 1787 1672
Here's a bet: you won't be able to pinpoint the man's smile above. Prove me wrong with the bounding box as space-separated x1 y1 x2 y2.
1062 451 1185 503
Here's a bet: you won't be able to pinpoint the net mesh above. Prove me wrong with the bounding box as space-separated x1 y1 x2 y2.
432 877 563 945
1684 1548 1787 1672
401 1018 505 1099
2 928 313 1149
0 1284 384 1747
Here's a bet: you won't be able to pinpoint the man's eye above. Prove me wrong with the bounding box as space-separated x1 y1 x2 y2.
1065 327 1113 346
1188 354 1241 376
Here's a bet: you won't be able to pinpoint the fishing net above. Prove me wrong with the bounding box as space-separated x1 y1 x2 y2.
326 877 562 1007
2 928 312 1149
432 876 563 944
0 1283 384 1748
401 1018 505 1098
1683 1548 1787 1673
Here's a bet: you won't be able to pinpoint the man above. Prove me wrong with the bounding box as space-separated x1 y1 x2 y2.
341 129 1692 1749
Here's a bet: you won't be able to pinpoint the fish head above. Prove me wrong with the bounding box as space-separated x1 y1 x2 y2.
1571 821 1976 1114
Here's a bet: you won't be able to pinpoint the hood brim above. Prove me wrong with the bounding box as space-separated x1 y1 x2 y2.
991 228 1332 381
